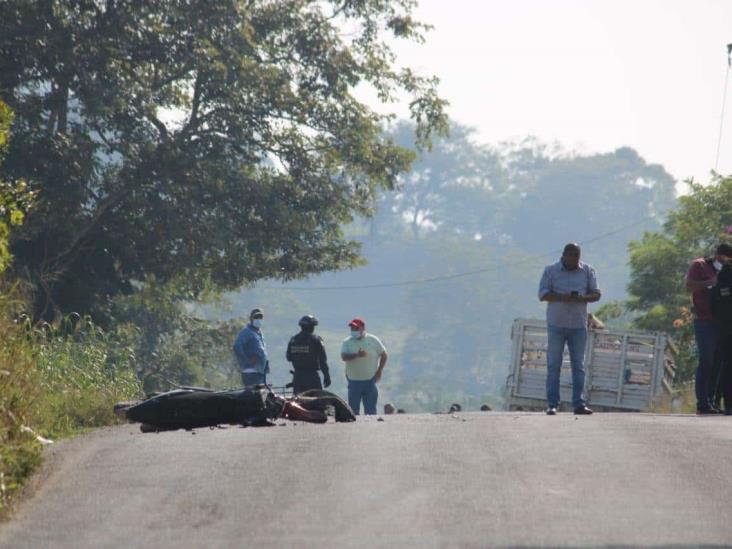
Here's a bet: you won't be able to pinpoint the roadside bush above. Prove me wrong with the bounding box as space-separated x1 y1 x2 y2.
103 281 242 393
0 305 141 512
33 317 141 437
0 97 142 512
0 287 40 510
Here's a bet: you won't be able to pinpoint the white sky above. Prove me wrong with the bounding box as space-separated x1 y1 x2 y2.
384 0 732 187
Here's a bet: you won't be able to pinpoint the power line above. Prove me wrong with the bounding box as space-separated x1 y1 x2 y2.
255 215 656 291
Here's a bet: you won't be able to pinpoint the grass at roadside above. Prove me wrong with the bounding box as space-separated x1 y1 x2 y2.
648 382 696 414
0 292 141 514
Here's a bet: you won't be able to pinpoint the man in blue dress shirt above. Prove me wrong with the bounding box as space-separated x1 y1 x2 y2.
538 243 601 415
232 308 269 387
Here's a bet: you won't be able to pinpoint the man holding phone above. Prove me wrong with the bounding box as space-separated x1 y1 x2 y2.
538 243 602 415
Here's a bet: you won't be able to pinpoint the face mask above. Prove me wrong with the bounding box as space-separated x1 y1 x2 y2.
252 319 263 329
714 260 723 271
350 330 362 338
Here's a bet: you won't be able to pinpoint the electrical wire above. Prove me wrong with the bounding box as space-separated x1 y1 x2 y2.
255 215 656 291
253 42 731 293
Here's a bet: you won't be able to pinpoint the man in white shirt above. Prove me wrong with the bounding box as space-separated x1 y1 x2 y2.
340 317 387 415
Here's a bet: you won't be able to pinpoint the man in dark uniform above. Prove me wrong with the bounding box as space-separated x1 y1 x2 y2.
711 261 732 414
286 315 331 394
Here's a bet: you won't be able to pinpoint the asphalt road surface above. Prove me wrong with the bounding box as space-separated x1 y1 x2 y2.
2 412 732 548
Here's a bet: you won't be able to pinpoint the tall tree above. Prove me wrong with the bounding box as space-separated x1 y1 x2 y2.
626 175 732 380
354 134 679 407
376 122 507 241
0 99 33 275
499 147 676 254
0 0 447 319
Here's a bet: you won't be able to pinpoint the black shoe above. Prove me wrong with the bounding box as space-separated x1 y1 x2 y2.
545 407 557 415
574 405 593 415
696 408 722 415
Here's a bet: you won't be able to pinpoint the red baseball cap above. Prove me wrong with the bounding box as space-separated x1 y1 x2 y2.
348 317 365 329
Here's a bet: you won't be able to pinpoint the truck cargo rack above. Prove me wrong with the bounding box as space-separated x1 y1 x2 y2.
505 318 676 412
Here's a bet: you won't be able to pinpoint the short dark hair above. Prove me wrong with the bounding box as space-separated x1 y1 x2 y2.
716 243 732 257
563 243 581 255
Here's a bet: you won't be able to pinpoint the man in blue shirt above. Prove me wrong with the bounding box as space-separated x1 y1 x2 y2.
232 308 269 387
538 243 601 415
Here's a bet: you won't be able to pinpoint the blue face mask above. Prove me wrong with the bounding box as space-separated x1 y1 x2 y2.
350 330 362 338
252 318 263 329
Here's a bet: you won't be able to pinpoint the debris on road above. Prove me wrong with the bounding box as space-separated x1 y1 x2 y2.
20 425 54 445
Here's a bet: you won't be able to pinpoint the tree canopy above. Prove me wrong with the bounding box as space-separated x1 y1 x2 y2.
0 0 446 319
624 175 732 380
0 99 33 275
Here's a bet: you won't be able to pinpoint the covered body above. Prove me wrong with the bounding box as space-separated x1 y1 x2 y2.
125 388 276 430
122 388 355 431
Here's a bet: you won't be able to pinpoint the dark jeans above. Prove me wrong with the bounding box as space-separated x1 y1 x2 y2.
292 370 322 395
710 344 724 407
546 325 587 409
347 378 378 415
694 319 720 411
241 371 266 387
718 326 732 410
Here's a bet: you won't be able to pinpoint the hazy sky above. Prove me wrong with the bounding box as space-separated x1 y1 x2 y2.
384 0 732 187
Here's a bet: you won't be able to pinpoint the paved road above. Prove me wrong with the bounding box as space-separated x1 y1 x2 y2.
2 412 732 548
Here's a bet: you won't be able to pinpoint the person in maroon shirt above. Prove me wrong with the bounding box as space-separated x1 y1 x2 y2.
686 243 732 413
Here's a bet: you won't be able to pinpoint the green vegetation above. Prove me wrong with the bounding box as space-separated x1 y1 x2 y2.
221 122 679 410
0 0 728 513
0 99 141 513
102 280 243 393
0 101 32 275
34 319 140 436
0 289 39 511
0 0 445 510
0 305 142 512
0 0 446 320
625 174 732 382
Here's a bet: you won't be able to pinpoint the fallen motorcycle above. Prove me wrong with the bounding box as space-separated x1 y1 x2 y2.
116 386 355 432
